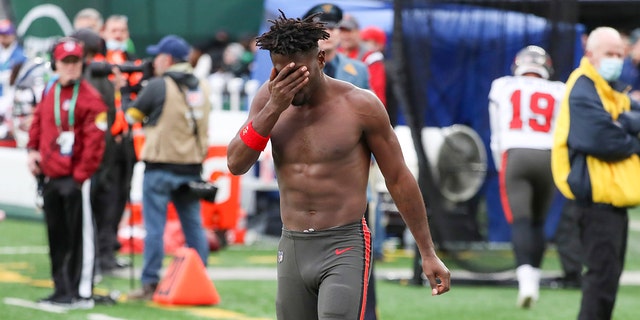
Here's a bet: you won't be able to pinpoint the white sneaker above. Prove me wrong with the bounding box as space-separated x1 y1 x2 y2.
516 265 540 309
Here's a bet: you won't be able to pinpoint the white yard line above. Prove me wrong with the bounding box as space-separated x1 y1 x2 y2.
630 220 640 232
3 297 67 314
88 313 128 320
3 298 129 320
0 246 48 255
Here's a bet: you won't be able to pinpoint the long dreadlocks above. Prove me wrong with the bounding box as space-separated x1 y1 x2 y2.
256 9 330 56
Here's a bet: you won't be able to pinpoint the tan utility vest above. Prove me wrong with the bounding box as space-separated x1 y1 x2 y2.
141 77 211 164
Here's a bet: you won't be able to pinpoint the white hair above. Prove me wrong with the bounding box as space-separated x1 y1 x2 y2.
585 27 620 52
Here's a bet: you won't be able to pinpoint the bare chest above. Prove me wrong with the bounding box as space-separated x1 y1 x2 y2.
270 108 364 164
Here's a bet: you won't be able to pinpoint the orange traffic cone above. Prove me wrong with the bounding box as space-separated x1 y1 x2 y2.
153 247 220 305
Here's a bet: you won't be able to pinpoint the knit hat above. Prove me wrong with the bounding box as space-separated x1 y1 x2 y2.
0 19 16 35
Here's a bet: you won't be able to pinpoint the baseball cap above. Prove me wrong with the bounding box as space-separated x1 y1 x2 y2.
0 19 16 35
146 35 190 61
338 15 359 31
303 3 343 28
360 26 387 46
53 38 84 61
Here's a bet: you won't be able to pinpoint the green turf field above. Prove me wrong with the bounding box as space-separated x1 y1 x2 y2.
1 214 639 320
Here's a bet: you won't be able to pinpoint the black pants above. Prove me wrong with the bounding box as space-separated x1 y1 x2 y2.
91 138 135 270
42 176 95 299
555 199 583 278
576 204 628 320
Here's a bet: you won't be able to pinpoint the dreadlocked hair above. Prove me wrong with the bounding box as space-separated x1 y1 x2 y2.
256 9 330 56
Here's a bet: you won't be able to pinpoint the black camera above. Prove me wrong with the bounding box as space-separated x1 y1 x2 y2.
88 59 154 107
88 59 154 79
178 180 218 203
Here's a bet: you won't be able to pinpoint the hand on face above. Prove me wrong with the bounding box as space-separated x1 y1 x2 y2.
268 62 309 111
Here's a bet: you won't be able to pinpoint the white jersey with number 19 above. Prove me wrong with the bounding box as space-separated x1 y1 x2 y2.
488 76 566 168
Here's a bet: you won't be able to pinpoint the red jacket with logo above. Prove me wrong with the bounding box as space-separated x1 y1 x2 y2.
27 79 107 183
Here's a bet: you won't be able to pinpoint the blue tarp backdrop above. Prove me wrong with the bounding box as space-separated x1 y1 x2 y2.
253 0 585 242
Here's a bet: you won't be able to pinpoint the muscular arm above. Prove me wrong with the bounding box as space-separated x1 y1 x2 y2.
362 91 450 295
227 82 277 175
227 63 309 175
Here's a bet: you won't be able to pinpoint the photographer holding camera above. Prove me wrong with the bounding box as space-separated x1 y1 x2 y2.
124 35 211 300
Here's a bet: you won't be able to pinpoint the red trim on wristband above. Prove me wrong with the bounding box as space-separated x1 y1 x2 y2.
240 121 270 151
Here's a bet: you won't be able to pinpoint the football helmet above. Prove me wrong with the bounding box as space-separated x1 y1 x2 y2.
511 45 554 80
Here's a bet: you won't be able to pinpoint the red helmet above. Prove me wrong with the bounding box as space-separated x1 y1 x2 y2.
511 45 554 79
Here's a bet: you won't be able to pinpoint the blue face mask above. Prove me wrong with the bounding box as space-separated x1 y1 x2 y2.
106 40 127 52
597 58 623 82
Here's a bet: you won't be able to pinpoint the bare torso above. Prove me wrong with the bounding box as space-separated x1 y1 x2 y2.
225 21 450 296
270 82 371 231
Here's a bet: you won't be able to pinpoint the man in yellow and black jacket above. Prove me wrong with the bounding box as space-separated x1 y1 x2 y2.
552 27 640 320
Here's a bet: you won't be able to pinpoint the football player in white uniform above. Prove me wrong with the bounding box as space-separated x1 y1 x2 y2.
488 45 566 309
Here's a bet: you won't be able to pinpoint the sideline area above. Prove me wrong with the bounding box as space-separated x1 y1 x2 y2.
2 215 640 320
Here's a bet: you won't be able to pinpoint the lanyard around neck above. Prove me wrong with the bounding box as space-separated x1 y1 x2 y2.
54 81 79 129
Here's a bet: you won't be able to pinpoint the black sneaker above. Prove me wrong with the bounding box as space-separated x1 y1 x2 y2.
94 293 117 306
100 257 132 273
38 294 74 307
37 293 59 303
38 294 94 309
115 257 132 268
547 275 582 289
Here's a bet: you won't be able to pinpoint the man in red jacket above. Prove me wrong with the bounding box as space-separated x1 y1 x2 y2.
27 37 107 309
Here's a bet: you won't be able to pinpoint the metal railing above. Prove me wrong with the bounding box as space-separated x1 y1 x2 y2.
207 75 261 111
